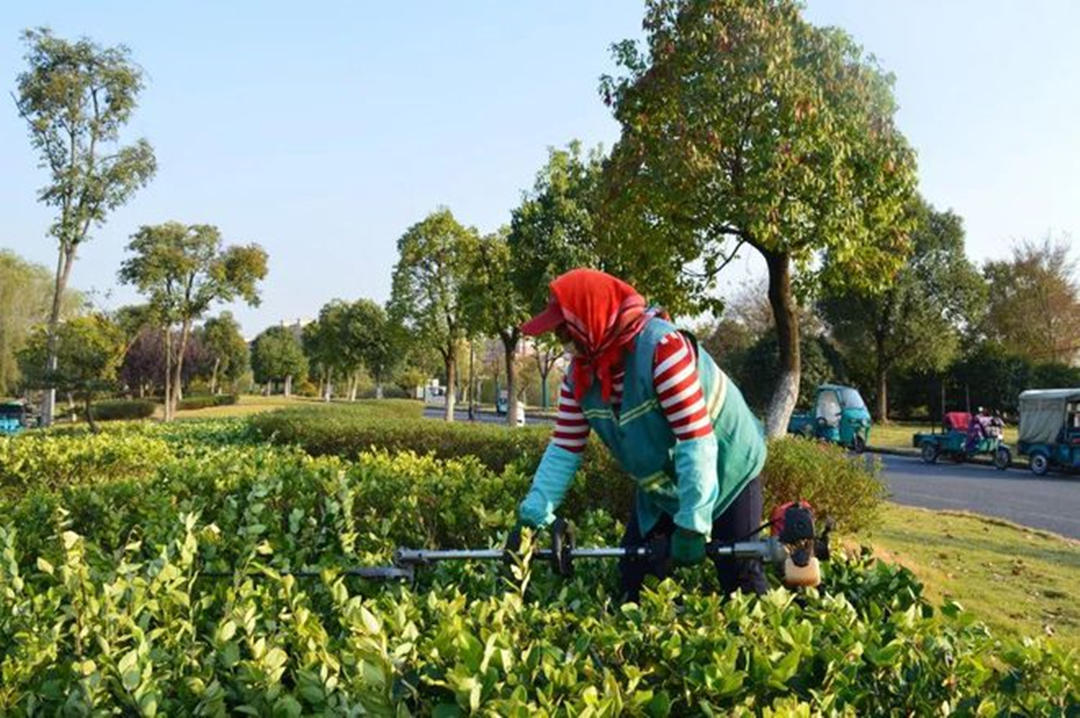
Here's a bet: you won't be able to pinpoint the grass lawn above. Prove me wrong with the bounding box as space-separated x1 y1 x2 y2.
859 502 1080 650
869 421 1019 450
168 394 315 419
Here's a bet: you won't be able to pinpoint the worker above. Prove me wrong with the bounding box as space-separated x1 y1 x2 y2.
509 268 768 601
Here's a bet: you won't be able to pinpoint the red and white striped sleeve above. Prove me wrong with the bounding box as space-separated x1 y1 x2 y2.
551 374 590 452
653 331 712 441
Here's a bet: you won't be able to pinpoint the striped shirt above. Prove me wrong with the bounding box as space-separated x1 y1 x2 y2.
551 331 712 452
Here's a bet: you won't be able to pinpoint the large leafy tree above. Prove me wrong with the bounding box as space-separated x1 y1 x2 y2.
981 238 1080 365
346 299 401 400
0 250 84 395
508 142 605 311
118 222 267 420
600 0 917 435
462 228 532 423
389 209 478 421
199 312 249 395
820 200 986 421
15 28 157 424
17 314 125 431
251 326 307 395
302 301 349 401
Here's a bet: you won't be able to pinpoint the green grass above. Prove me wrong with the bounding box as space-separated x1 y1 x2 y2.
859 502 1080 650
869 421 1019 450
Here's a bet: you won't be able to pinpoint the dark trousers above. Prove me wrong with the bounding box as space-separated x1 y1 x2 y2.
619 476 768 602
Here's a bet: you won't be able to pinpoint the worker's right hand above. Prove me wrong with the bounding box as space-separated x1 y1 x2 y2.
670 528 707 566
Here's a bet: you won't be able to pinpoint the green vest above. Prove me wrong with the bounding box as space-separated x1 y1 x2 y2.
573 316 766 535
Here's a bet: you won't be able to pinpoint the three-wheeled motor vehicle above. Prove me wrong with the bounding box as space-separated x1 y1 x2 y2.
912 411 1011 469
787 384 871 452
0 400 33 436
1017 389 1080 476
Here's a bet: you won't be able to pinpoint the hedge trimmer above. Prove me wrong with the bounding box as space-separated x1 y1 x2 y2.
218 503 832 588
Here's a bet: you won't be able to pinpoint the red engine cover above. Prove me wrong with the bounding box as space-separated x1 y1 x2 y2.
770 500 814 537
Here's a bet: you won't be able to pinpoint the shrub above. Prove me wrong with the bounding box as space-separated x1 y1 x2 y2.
0 430 1074 715
762 437 886 533
176 394 238 411
252 405 884 531
89 398 157 421
0 431 172 494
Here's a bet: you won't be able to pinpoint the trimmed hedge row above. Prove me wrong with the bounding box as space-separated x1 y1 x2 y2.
250 404 886 532
0 428 1074 714
88 399 157 421
176 394 239 411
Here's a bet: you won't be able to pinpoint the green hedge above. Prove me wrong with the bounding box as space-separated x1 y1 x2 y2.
250 405 885 532
0 430 1074 714
176 394 239 411
89 399 157 421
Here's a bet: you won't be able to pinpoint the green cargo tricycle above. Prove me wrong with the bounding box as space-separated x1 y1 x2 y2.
787 384 871 452
912 411 1011 469
1017 389 1080 476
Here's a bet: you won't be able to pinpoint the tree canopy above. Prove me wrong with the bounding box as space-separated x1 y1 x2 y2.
118 221 267 418
599 0 918 434
820 199 985 420
389 208 478 420
17 314 125 430
251 326 307 391
980 238 1080 365
15 28 156 423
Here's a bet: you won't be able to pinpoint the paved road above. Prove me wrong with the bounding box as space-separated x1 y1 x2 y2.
422 408 1079 538
421 407 551 426
877 453 1079 539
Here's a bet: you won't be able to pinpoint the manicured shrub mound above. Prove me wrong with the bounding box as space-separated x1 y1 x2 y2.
89 398 157 421
176 393 239 410
0 427 1075 715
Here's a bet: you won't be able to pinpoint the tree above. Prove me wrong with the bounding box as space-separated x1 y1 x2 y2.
251 326 307 395
599 0 917 435
462 228 532 423
301 309 339 401
508 143 605 309
389 209 478 421
17 315 124 431
345 299 400 400
200 312 249 394
0 249 84 395
15 28 157 424
820 200 986 420
981 238 1080 364
119 222 267 419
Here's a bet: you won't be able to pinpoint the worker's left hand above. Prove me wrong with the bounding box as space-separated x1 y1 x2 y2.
670 528 707 566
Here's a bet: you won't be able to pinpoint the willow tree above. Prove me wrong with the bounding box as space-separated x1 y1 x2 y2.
600 0 917 435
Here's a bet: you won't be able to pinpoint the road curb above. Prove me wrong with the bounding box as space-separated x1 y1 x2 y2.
866 445 1029 471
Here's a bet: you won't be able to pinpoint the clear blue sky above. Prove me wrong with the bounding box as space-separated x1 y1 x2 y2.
2 1 1078 337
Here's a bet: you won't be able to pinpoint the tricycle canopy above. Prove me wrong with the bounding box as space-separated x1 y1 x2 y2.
1018 388 1080 444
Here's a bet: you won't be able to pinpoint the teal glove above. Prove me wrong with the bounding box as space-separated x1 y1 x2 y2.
518 443 582 528
670 528 707 566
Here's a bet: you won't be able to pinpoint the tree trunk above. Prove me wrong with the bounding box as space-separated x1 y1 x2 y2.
41 247 75 426
763 250 800 438
444 351 456 422
348 372 358 401
84 394 98 434
324 369 333 402
170 319 192 419
164 327 173 421
502 331 518 427
875 340 889 423
210 357 221 395
284 375 293 397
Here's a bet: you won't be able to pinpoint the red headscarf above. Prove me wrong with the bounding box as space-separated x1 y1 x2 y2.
549 269 650 402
